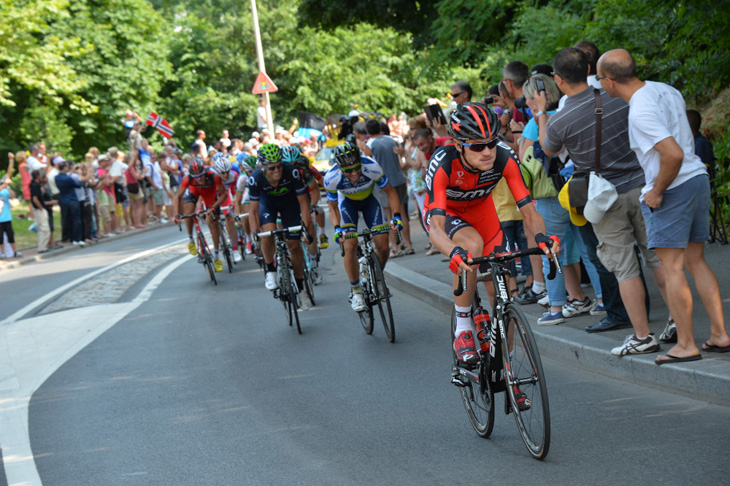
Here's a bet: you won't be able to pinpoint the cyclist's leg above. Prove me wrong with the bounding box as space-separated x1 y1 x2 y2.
281 202 305 280
224 210 237 250
361 194 389 268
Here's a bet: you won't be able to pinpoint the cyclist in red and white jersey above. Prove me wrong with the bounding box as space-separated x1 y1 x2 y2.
423 102 560 365
174 157 228 272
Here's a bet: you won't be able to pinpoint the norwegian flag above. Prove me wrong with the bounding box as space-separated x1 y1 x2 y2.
145 111 175 139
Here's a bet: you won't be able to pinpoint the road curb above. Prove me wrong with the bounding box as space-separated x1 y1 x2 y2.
385 262 730 406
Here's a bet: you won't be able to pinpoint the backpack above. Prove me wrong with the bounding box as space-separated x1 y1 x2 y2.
519 141 565 199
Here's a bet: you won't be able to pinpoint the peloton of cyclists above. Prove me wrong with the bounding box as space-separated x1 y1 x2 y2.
324 141 403 313
248 143 315 310
174 156 229 272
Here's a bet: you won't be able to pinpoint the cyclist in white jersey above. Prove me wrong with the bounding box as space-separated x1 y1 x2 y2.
324 142 403 312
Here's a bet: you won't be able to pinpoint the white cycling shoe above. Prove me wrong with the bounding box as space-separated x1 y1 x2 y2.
265 272 278 290
233 251 242 263
350 292 367 312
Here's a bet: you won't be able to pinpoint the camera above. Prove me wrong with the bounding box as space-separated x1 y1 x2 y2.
514 97 528 110
482 96 495 105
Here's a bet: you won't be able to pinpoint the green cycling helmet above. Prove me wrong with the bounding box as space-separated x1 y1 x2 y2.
243 155 258 170
257 143 281 166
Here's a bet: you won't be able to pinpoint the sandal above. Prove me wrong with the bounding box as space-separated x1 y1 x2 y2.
425 247 439 256
389 248 404 258
404 247 415 255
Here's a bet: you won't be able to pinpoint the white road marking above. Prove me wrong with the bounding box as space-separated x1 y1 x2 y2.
0 254 191 486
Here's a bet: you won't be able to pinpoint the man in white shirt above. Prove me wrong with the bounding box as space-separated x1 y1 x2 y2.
598 48 730 364
26 144 46 173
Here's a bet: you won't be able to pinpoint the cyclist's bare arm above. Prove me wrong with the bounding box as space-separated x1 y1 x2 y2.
297 193 312 229
429 213 472 273
327 200 341 229
382 182 402 220
248 200 261 234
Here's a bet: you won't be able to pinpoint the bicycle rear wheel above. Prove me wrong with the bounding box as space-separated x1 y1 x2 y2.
302 249 316 306
370 257 395 343
450 307 494 438
501 303 550 459
238 231 246 261
199 233 217 285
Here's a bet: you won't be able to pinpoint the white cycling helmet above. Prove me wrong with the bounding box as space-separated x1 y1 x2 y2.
213 153 232 174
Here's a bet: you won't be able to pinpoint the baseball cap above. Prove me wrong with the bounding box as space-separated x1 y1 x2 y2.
583 174 618 224
558 179 587 226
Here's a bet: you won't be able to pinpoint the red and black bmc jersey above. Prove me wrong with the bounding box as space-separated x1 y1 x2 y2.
423 142 531 217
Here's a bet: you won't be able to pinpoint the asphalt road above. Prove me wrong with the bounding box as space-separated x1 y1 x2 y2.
1 229 728 485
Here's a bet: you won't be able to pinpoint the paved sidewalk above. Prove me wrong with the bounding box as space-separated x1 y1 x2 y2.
385 218 730 405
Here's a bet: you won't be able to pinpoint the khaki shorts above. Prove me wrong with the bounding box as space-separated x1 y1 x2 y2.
593 186 659 283
128 190 144 201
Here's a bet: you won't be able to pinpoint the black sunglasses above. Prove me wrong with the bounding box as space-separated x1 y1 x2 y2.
265 164 283 172
594 75 615 82
462 138 499 152
451 92 464 98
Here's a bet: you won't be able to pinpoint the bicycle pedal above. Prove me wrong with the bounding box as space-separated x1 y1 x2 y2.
451 371 469 388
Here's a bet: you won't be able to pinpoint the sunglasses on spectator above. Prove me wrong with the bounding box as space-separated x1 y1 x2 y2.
341 163 361 173
462 138 499 152
451 92 465 98
265 164 283 172
594 74 615 82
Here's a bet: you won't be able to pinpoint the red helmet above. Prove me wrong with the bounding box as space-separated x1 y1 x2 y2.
448 102 501 141
189 157 207 177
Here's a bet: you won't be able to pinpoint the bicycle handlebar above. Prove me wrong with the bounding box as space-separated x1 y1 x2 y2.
338 224 395 257
453 245 562 297
258 225 303 238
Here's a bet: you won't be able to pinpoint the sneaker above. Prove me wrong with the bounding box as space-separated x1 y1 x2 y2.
160 217 169 224
512 386 531 411
313 269 323 285
319 233 329 249
562 297 592 318
453 331 479 365
350 291 367 312
188 241 197 255
537 294 550 307
214 258 223 272
611 333 660 356
537 311 565 326
265 272 278 290
245 241 253 254
590 302 607 316
233 251 242 263
299 291 313 311
13 251 23 258
659 317 677 343
514 288 546 305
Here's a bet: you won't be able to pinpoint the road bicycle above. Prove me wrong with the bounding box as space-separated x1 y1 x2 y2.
241 212 266 271
258 224 306 334
178 211 217 285
217 214 235 273
450 245 561 460
340 224 400 343
233 213 248 262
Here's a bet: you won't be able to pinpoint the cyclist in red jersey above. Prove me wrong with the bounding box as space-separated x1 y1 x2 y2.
423 102 560 365
174 157 228 272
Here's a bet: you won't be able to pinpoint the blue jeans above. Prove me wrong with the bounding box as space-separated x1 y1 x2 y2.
500 220 532 277
535 197 572 306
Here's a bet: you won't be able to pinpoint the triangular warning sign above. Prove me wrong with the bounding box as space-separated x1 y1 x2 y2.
252 71 278 94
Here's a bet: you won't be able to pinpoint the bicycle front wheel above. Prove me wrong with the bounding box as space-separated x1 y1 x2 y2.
370 257 395 342
277 253 292 326
358 263 374 334
450 307 494 438
501 303 550 460
288 268 301 334
221 231 234 273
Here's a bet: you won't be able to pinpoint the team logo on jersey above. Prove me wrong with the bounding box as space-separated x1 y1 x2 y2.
455 179 464 185
457 171 464 178
267 186 289 196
